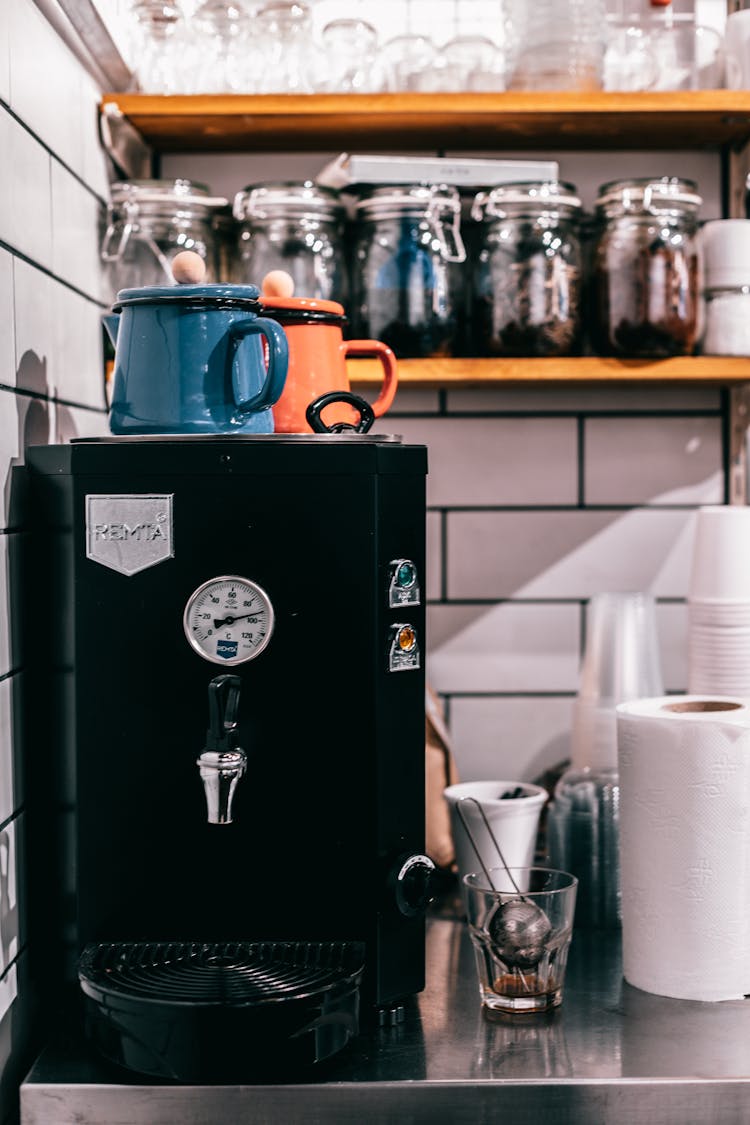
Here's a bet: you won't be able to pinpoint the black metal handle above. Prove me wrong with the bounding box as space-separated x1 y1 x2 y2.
306 391 376 434
206 675 241 750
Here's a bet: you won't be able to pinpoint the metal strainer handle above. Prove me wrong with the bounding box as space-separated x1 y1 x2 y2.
455 796 524 897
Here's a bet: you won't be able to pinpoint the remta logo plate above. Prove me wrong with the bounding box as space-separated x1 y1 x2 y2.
86 494 174 575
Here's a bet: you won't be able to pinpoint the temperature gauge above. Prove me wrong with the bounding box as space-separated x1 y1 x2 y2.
183 575 275 665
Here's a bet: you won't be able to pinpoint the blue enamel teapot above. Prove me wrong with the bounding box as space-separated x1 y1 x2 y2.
104 251 288 435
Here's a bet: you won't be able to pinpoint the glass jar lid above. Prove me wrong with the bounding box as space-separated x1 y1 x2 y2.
353 182 460 218
595 176 702 216
353 183 466 263
471 180 582 222
109 179 228 220
232 181 344 223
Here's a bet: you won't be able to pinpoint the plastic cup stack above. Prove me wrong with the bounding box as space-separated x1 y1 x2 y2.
550 590 664 928
571 591 664 770
687 505 750 696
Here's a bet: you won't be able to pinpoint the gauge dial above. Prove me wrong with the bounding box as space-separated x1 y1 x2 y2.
183 575 275 665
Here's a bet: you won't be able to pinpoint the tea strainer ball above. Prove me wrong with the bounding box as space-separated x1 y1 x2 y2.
487 897 552 970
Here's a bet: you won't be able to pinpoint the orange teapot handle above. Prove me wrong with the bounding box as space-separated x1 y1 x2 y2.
340 340 398 418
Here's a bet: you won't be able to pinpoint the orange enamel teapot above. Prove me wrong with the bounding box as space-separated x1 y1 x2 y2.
260 271 398 433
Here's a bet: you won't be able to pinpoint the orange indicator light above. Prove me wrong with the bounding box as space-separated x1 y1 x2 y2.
398 625 417 652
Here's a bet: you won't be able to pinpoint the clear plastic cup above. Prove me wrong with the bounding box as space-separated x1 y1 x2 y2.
572 592 663 769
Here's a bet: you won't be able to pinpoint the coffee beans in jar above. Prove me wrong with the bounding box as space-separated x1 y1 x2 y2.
471 181 583 356
592 177 702 358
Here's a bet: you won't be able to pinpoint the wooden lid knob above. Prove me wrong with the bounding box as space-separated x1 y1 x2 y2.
172 250 207 285
262 270 295 298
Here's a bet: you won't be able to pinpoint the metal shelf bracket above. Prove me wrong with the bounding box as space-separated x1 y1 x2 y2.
99 102 152 180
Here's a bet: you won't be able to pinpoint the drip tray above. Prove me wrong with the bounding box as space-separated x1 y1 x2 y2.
78 940 366 1082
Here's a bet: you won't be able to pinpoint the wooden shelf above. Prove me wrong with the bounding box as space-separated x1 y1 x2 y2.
100 91 750 153
346 356 750 388
98 91 750 390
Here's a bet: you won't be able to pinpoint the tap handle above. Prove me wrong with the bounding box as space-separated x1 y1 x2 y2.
207 675 241 750
200 675 245 825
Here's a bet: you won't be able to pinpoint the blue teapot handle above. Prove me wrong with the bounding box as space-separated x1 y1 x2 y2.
227 316 288 415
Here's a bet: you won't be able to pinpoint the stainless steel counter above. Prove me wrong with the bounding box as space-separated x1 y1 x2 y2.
20 916 750 1125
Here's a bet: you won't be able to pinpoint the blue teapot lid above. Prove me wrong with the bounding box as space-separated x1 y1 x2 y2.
114 282 261 307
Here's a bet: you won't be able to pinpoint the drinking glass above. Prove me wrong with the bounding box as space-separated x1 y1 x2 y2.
128 0 194 93
463 868 578 1014
646 23 724 90
604 18 723 91
253 1 315 93
505 0 607 91
418 35 505 92
315 19 380 93
379 34 438 92
192 0 253 92
603 21 660 91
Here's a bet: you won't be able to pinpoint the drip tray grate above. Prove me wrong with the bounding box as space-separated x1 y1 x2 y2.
78 939 366 1081
80 939 363 1005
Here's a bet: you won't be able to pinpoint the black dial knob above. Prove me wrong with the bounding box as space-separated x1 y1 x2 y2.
393 854 436 917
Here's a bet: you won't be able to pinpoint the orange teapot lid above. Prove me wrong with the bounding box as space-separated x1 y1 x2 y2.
260 270 344 318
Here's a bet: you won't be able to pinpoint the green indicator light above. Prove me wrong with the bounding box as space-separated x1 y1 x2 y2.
396 562 416 589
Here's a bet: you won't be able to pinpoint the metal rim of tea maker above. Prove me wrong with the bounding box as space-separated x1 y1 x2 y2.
71 434 404 445
456 797 552 983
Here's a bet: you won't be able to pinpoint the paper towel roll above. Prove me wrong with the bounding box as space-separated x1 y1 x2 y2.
616 695 750 1002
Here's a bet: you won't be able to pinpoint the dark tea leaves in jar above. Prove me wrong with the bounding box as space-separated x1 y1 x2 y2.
470 182 583 358
592 177 702 359
350 184 466 359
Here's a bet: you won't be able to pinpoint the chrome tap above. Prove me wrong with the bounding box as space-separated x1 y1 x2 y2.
197 675 246 825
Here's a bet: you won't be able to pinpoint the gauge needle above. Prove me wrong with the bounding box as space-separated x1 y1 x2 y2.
213 608 259 628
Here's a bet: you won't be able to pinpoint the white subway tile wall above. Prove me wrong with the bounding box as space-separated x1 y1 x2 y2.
0 258 14 391
388 390 723 784
0 2 109 1120
393 417 579 508
51 162 108 302
446 386 724 414
9 0 85 174
448 695 577 783
5 118 52 270
0 5 9 105
583 416 723 505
